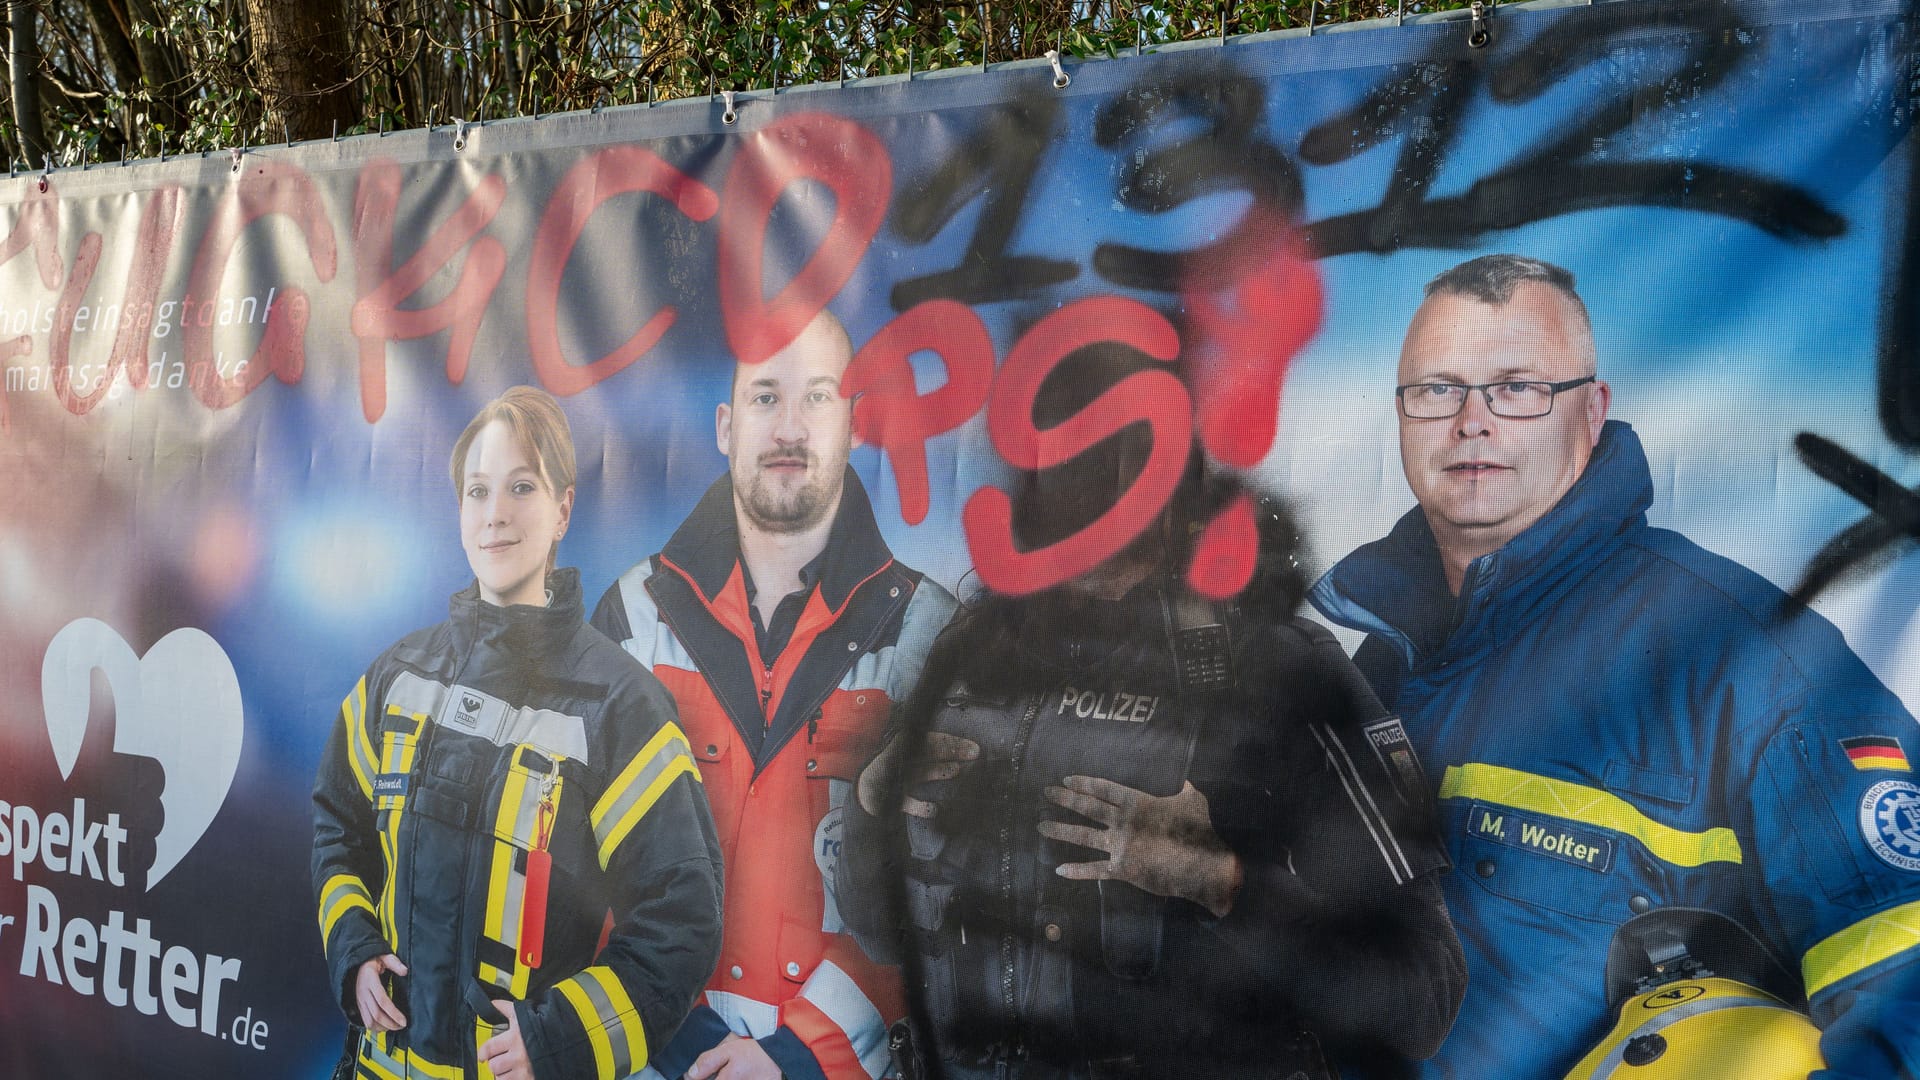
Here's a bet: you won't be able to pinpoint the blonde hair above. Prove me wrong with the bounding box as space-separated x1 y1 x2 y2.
450 385 578 570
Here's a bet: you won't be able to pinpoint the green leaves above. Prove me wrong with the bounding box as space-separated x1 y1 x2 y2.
13 0 1458 164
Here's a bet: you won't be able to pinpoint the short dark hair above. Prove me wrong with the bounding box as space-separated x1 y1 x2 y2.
1424 253 1595 354
1423 253 1576 302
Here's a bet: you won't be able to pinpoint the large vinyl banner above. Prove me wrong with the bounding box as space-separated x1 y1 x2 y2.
4 0 1919 1076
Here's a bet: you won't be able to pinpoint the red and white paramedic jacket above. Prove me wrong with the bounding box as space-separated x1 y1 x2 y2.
592 470 955 1080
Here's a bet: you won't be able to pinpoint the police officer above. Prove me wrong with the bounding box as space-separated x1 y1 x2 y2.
837 351 1466 1080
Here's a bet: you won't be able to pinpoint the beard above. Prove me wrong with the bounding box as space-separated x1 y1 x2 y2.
737 451 843 534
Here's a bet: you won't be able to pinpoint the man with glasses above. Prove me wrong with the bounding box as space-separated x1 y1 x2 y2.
1311 254 1920 1079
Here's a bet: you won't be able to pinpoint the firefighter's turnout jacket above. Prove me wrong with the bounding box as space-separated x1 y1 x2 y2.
313 569 724 1080
593 470 956 1080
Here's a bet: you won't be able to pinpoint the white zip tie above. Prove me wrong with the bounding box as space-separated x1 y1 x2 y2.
39 155 51 192
1045 49 1069 89
721 89 737 125
453 118 470 152
230 146 243 173
1469 1 1490 47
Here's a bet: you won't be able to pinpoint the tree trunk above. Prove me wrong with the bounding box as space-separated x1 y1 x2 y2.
76 0 141 91
122 0 188 152
243 0 356 141
9 0 45 163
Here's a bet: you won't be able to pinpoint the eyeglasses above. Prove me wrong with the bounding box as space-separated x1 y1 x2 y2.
1395 375 1596 419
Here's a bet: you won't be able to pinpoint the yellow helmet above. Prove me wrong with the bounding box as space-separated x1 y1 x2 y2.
1564 975 1824 1079
1563 909 1825 1080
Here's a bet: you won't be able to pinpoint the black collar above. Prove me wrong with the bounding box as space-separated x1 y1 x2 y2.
660 466 894 613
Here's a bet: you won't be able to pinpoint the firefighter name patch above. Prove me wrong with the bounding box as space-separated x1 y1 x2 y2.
1467 803 1615 872
1860 779 1920 872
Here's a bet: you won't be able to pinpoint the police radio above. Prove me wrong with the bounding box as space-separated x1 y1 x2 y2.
1164 590 1234 694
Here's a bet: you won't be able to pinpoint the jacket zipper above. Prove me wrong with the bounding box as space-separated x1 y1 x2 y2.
998 695 1045 1036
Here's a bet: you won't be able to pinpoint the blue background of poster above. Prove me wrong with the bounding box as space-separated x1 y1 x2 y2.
0 0 1914 1074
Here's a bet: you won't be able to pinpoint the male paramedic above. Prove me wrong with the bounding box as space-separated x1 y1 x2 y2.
593 309 956 1080
1310 253 1920 1079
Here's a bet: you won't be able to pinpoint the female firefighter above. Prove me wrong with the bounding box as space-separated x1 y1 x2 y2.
836 348 1467 1080
312 386 724 1080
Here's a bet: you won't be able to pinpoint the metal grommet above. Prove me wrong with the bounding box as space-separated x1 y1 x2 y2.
1044 923 1062 943
721 89 738 126
785 961 801 977
1467 0 1491 48
889 586 900 598
729 965 744 980
856 694 868 705
705 744 719 756
1629 895 1653 914
1475 859 1496 878
1044 49 1070 89
847 641 859 652
806 759 818 772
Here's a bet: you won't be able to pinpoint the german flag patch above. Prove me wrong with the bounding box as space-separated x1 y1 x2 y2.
1842 736 1911 773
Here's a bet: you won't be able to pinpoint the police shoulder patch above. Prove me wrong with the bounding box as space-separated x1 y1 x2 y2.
1362 716 1427 804
1859 779 1920 872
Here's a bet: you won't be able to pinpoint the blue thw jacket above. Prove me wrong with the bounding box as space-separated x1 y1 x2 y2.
1311 421 1920 1080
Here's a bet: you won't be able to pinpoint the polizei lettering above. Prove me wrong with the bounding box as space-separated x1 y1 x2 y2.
1058 687 1160 723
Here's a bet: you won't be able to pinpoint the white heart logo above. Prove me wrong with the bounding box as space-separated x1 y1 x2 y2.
39 618 245 890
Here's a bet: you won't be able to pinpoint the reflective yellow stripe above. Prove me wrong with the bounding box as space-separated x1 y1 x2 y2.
558 978 619 1080
373 711 426 938
591 722 700 868
556 966 649 1079
402 1049 464 1080
1439 763 1743 868
317 873 376 943
480 750 558 997
478 836 520 991
587 966 648 1073
343 678 375 800
357 1030 405 1080
1803 898 1920 998
377 822 398 936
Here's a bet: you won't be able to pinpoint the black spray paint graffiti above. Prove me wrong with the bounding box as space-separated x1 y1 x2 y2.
1792 19 1919 605
891 0 1854 307
885 3 1913 603
1297 0 1844 254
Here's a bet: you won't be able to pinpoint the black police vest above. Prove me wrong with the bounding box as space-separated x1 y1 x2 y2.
901 589 1241 1066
